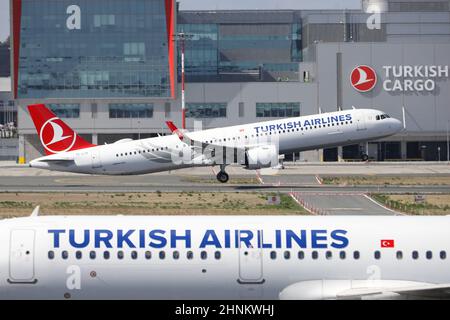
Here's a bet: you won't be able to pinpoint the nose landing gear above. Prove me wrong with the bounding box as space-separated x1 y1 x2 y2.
216 165 229 183
361 153 369 162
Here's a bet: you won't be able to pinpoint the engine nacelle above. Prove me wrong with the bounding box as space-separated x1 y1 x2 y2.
244 145 278 170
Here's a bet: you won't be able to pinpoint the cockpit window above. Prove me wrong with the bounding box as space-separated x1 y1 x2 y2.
376 113 391 120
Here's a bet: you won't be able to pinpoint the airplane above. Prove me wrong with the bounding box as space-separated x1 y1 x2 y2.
27 104 403 183
1 209 450 300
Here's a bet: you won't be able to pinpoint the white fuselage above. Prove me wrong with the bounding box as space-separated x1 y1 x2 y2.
29 109 402 175
0 215 448 300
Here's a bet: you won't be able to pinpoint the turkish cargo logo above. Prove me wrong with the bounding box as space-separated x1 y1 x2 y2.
381 239 395 248
350 65 377 92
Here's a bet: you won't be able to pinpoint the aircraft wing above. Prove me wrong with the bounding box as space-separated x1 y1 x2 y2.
337 283 450 299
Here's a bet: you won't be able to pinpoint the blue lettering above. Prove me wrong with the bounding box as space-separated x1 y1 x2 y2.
170 229 191 248
303 120 311 127
94 229 113 248
286 230 307 248
286 122 293 129
314 119 321 125
339 115 345 121
269 124 276 132
330 230 349 248
345 114 352 121
276 124 283 130
117 229 135 248
331 116 339 122
239 230 253 248
254 127 260 134
69 229 90 248
149 229 166 248
311 230 328 248
48 229 65 248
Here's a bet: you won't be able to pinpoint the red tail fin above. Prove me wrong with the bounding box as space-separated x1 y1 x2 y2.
27 104 96 155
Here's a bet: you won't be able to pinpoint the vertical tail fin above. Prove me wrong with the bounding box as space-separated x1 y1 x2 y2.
27 104 96 155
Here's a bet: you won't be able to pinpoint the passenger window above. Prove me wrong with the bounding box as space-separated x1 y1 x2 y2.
159 251 166 260
412 251 419 260
76 251 82 260
89 251 96 260
426 251 433 260
326 251 332 260
201 251 207 260
339 251 346 259
48 251 55 260
298 251 304 259
396 251 403 260
270 251 277 260
131 251 138 260
117 251 124 259
187 251 194 260
173 251 180 260
62 250 68 259
440 251 447 259
374 251 381 260
353 251 360 260
284 251 291 259
103 251 110 260
214 251 221 260
145 251 152 259
312 251 318 260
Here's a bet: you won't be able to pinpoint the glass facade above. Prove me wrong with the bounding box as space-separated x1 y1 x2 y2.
18 0 172 99
256 103 300 118
48 103 80 118
178 12 302 82
186 103 227 118
109 103 153 118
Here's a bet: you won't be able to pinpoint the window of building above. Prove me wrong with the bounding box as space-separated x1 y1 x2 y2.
109 103 153 118
48 104 80 118
256 103 300 118
94 14 116 27
186 103 227 118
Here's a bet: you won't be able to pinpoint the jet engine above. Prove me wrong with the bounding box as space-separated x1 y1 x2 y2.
244 145 278 170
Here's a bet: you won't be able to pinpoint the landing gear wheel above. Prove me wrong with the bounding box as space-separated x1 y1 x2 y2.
216 171 229 183
361 153 369 162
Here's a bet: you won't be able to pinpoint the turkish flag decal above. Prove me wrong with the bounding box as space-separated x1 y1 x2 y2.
381 240 395 248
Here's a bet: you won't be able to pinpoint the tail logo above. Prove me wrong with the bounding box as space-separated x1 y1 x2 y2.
40 117 77 153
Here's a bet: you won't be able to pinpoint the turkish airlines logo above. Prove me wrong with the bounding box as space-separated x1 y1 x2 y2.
380 239 395 248
351 65 377 92
39 117 76 154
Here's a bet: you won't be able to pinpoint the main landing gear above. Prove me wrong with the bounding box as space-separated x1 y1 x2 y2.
216 165 229 183
361 153 369 162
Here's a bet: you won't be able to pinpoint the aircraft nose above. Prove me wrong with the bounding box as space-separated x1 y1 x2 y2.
392 118 403 133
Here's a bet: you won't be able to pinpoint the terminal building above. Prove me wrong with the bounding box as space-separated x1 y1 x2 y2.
11 0 450 162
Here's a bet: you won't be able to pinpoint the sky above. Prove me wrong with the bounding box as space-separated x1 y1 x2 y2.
0 0 361 42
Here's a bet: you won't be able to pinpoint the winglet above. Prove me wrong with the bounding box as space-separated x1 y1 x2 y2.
30 205 40 217
165 121 184 141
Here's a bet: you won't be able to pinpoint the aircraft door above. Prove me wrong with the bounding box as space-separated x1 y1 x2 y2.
9 230 37 283
91 148 102 169
357 112 367 131
238 230 264 284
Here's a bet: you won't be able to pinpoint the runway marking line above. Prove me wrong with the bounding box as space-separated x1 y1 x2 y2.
362 194 405 216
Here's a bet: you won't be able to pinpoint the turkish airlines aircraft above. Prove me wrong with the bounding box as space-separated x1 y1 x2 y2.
28 104 402 182
1 210 450 299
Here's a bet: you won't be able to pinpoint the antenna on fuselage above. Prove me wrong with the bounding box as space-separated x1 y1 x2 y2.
352 106 356 109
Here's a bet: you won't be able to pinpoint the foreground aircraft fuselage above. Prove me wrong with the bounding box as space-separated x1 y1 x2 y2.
28 105 402 182
0 214 449 300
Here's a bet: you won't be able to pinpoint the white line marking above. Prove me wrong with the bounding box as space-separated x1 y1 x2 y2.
315 175 323 185
363 194 405 216
289 192 316 215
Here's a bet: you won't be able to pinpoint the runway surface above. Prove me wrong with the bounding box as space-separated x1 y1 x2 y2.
1 163 449 215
